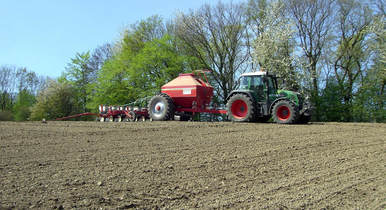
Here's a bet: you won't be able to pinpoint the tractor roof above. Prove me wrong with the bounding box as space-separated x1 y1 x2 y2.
241 71 267 77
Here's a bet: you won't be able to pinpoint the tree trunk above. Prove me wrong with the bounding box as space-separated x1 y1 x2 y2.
311 62 320 121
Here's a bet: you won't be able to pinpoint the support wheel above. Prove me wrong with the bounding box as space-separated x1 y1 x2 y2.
114 115 122 122
226 94 255 122
125 111 136 122
148 93 175 121
272 100 298 124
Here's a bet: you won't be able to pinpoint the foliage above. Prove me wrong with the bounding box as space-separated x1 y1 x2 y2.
352 61 386 122
0 65 45 121
88 16 193 109
13 89 36 121
249 0 301 91
0 91 14 113
3 0 386 122
0 111 13 121
319 77 346 121
286 0 335 121
330 0 374 121
30 80 80 120
0 66 17 111
128 35 191 96
62 52 93 113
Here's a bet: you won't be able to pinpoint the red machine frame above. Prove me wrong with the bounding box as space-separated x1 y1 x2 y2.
55 105 149 121
55 70 227 121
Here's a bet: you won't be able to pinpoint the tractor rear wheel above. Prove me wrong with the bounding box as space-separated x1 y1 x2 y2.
272 100 298 124
226 94 255 122
148 93 175 121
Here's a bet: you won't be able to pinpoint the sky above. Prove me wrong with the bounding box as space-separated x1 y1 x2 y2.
0 0 241 78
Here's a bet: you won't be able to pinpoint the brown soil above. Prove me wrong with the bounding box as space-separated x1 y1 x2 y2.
0 121 385 209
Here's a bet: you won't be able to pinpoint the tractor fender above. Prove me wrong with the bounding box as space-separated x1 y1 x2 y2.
269 98 297 114
226 90 255 102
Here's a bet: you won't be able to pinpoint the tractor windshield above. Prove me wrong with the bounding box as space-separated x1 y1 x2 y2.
239 76 250 89
239 76 264 90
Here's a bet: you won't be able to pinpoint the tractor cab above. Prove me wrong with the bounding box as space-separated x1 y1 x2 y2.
237 71 278 102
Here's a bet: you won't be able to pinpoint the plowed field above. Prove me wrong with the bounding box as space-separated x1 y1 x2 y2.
0 121 385 209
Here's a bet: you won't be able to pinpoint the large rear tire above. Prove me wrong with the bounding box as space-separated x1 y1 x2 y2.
272 100 298 124
148 93 175 121
226 94 256 122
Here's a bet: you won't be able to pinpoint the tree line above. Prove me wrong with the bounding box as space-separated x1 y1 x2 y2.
0 66 46 121
1 0 384 122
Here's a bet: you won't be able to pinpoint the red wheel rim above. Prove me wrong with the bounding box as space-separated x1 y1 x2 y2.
277 105 290 121
231 99 248 119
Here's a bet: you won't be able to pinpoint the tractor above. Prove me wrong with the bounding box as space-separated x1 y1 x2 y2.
146 70 312 124
56 70 311 124
226 71 312 124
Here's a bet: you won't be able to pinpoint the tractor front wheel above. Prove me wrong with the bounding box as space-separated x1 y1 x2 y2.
226 94 255 122
148 94 175 121
272 100 298 124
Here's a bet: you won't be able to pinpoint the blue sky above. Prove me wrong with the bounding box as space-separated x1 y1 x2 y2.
0 0 240 78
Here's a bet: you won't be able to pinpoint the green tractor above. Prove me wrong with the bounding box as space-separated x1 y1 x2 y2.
226 71 312 124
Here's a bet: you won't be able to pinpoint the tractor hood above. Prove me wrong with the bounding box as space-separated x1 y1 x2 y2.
277 90 302 106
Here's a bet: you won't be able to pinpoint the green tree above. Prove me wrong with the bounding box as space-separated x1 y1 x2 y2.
128 35 191 96
319 77 346 121
352 11 386 122
13 89 36 121
332 0 373 121
88 16 194 109
0 91 14 121
63 52 93 113
87 16 167 109
0 65 45 121
355 66 386 122
30 80 80 120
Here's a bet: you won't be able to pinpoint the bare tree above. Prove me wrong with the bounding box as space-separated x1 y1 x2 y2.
374 0 385 16
15 67 45 95
0 66 17 110
287 0 335 120
175 1 249 102
88 43 113 82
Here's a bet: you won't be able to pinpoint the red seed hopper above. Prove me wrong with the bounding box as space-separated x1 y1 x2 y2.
161 71 213 110
148 70 226 121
